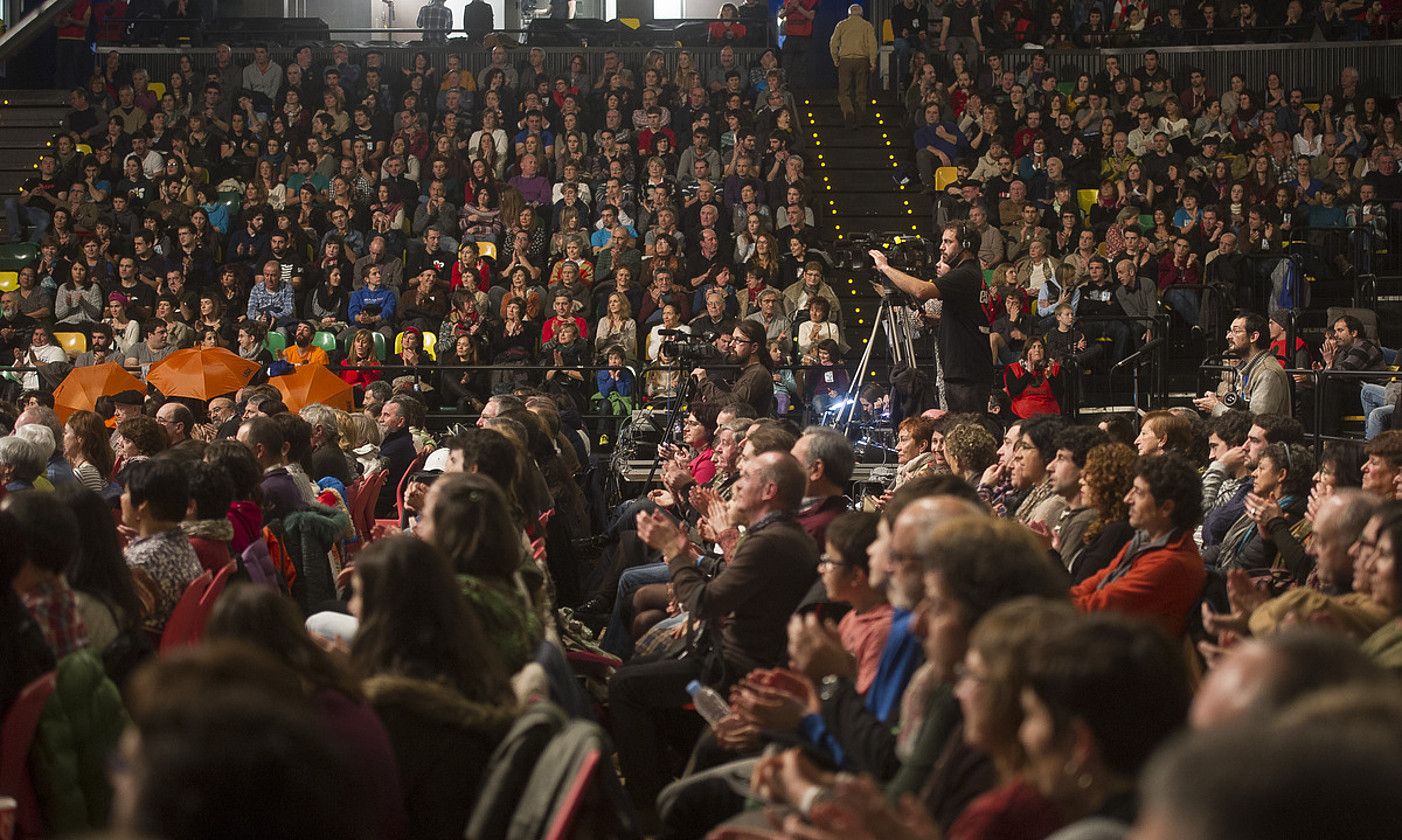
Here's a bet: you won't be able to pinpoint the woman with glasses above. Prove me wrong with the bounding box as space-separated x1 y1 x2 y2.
1362 510 1402 671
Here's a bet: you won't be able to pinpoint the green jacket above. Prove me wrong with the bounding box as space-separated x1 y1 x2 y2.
32 651 128 835
1362 619 1402 673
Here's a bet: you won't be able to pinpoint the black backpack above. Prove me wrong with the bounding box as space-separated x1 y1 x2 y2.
466 701 640 840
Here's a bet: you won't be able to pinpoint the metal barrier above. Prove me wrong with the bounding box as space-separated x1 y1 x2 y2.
1067 312 1169 415
863 2 1402 98
1197 361 1391 454
104 43 778 84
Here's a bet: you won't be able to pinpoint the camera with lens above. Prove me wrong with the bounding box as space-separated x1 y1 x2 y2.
833 233 937 290
659 329 722 364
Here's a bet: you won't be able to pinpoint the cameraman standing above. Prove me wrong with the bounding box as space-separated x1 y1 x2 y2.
693 319 775 417
870 222 992 413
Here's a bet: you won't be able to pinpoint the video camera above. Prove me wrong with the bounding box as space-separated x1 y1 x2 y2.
831 232 938 275
658 329 724 364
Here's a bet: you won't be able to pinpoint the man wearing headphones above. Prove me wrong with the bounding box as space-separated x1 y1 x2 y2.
870 222 992 413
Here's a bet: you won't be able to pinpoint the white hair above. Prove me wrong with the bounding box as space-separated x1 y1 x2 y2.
13 424 54 463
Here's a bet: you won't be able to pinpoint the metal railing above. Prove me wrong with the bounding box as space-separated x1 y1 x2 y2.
1198 362 1392 454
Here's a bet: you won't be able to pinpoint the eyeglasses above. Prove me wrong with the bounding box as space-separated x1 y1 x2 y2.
817 553 849 570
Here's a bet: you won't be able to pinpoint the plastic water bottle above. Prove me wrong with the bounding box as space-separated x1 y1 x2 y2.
686 680 730 728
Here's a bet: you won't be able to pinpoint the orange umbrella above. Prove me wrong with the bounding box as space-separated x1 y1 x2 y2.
270 363 354 413
51 363 145 422
146 347 261 401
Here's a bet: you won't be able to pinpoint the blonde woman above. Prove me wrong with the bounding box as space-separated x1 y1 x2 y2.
595 291 639 362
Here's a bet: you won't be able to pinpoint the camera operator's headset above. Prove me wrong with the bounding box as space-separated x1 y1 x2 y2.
951 222 980 260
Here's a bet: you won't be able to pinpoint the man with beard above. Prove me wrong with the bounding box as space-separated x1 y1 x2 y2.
125 319 174 375
74 324 119 367
375 395 421 517
282 321 330 367
870 221 992 413
692 318 775 417
1195 313 1290 418
1046 425 1110 567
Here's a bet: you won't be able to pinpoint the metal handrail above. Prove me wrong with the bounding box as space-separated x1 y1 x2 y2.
1198 362 1393 454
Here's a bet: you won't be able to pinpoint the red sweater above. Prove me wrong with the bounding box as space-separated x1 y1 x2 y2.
1071 529 1206 638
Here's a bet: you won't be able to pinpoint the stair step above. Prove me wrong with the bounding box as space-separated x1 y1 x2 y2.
0 115 66 129
0 90 70 107
822 192 928 216
835 216 931 236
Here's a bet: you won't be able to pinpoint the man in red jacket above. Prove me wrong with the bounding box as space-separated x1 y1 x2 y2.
1072 452 1206 637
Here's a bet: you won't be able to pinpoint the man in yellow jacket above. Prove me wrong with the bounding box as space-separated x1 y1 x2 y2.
830 3 878 128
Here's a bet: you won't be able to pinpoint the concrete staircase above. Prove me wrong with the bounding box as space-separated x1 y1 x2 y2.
0 90 71 240
800 88 939 395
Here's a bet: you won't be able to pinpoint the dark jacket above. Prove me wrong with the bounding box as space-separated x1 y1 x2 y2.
1069 520 1134 584
310 440 354 485
0 591 54 718
364 675 516 840
697 358 775 418
377 427 418 517
668 513 817 675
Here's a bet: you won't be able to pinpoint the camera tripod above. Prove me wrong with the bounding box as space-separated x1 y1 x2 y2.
831 291 940 434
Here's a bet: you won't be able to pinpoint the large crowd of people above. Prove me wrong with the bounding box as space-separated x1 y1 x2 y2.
6 37 844 429
5 11 1402 840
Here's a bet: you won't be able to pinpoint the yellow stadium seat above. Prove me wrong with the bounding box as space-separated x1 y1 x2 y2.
882 19 893 44
148 81 166 98
934 166 958 192
54 331 87 357
0 271 17 292
1077 189 1099 217
476 240 498 262
75 143 91 155
395 330 437 360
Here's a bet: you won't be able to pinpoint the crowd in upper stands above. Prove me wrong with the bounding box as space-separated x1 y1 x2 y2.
4 38 834 421
890 24 1402 433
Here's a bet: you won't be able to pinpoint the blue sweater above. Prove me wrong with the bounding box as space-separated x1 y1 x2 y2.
798 607 924 768
596 366 636 398
349 285 398 324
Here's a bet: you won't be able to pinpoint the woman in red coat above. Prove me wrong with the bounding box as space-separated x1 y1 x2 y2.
1004 337 1064 419
339 328 383 388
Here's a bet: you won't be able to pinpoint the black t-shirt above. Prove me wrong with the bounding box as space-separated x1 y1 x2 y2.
944 1 977 37
891 2 927 39
20 177 60 213
935 258 990 383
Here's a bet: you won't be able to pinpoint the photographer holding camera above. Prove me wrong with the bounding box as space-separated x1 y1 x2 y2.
870 221 993 413
691 319 775 417
1193 312 1291 418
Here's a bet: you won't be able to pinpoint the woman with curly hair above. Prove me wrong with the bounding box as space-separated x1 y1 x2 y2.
1068 442 1137 583
944 421 999 485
